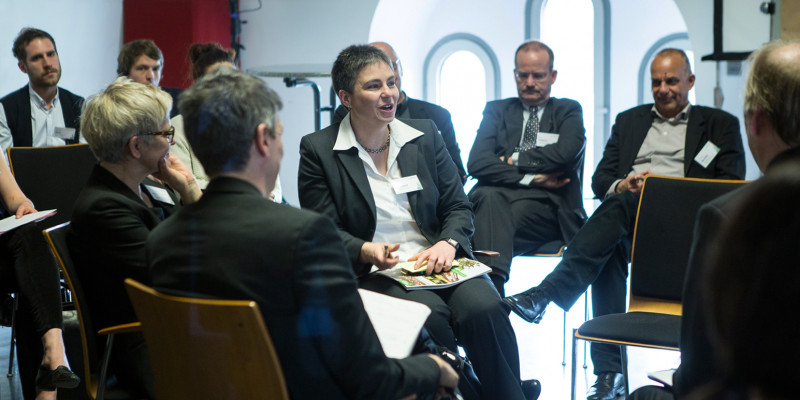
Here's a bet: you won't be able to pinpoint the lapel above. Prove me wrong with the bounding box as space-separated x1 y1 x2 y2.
396 137 421 219
539 98 555 133
624 106 654 170
503 100 525 154
683 107 706 175
335 146 377 221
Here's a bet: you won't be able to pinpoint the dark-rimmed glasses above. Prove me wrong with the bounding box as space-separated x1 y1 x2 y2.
139 126 175 145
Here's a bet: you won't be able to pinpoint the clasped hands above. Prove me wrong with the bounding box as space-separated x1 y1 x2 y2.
499 155 570 189
360 240 457 275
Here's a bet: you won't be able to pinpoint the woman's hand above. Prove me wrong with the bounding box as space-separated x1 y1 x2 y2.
359 242 400 270
409 241 456 275
14 199 36 218
154 154 202 203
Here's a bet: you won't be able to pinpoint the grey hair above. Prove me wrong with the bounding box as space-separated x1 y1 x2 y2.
81 77 172 163
331 44 393 94
178 67 283 176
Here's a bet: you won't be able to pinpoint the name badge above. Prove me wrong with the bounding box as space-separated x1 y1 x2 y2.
144 185 175 205
536 132 559 147
391 175 423 194
694 141 720 168
54 127 76 140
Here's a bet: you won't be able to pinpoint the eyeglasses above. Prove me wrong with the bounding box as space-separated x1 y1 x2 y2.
514 71 550 82
139 126 175 145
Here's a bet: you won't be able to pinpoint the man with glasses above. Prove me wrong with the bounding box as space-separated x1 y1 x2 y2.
0 27 84 151
503 48 746 400
333 41 467 182
467 40 587 297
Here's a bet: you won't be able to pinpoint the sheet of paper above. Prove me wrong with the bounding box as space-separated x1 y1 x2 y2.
647 368 675 387
0 209 57 235
358 288 431 359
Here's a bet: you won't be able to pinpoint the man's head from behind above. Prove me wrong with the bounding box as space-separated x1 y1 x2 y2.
178 68 283 192
514 41 556 107
13 27 61 89
650 48 695 119
117 39 163 86
744 40 800 171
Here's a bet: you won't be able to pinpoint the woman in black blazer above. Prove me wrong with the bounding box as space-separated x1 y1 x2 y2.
69 78 201 398
298 44 530 400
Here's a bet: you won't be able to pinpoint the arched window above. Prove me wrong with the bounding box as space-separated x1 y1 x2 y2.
638 34 694 106
424 34 500 190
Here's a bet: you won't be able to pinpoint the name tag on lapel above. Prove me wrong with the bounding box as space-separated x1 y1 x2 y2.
391 175 423 194
694 141 720 168
144 185 175 205
536 132 559 147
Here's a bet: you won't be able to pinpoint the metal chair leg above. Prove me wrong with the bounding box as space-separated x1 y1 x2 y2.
7 294 17 377
97 333 115 400
621 345 630 397
571 329 579 400
562 310 567 366
583 293 588 369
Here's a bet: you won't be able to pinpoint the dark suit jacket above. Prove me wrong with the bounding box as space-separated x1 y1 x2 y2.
333 93 468 182
0 85 83 146
68 165 179 329
592 104 746 199
298 118 474 277
467 97 587 241
146 177 440 400
672 147 800 399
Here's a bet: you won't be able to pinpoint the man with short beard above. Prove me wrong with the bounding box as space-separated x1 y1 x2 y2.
0 27 83 150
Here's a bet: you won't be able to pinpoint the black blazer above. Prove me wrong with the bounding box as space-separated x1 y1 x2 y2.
333 93 468 182
467 97 587 241
298 118 474 277
147 177 441 400
68 165 179 329
592 104 746 198
0 85 83 146
673 147 800 398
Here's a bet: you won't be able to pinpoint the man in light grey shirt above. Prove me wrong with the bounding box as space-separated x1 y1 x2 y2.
0 27 83 152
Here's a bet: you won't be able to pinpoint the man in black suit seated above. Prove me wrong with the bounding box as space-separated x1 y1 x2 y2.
117 39 181 118
629 39 800 400
504 48 746 400
332 41 468 182
467 40 587 296
0 27 83 150
145 67 459 400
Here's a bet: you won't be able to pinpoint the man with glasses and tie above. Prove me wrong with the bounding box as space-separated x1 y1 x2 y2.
502 48 746 400
468 40 587 297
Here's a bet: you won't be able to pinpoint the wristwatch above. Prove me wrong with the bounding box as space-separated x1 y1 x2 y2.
444 238 459 250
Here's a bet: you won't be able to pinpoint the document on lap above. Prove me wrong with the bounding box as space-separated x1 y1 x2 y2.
358 289 431 358
377 258 491 290
0 209 56 235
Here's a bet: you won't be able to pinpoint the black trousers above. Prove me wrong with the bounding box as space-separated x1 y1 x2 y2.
469 185 561 280
360 274 526 400
538 191 638 374
0 222 64 399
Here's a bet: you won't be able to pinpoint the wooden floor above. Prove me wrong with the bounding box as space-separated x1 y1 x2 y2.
0 256 679 400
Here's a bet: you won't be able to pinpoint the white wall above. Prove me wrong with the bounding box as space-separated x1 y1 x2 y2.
0 0 123 100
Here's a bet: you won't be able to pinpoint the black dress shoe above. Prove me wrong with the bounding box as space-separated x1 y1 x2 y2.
503 288 550 323
521 379 541 400
35 365 80 391
586 372 624 400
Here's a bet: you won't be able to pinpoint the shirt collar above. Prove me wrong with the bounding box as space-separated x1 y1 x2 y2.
28 84 59 109
652 103 691 123
333 115 424 152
